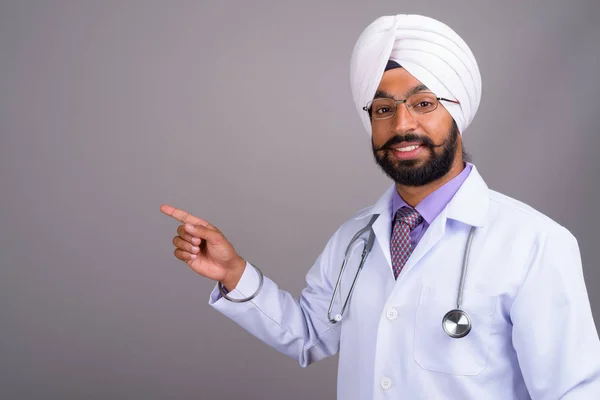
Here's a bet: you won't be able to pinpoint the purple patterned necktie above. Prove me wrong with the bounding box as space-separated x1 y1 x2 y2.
391 206 423 279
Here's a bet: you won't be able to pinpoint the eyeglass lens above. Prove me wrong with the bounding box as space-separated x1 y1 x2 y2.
369 93 439 119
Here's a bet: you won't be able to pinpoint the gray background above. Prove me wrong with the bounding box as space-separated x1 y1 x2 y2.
1 0 599 399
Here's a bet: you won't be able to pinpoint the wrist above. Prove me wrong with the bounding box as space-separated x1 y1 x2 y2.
217 263 264 303
220 257 246 291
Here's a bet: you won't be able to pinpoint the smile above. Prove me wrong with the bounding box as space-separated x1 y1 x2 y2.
390 143 425 160
394 145 421 152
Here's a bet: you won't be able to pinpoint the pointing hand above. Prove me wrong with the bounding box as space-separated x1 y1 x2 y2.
160 204 246 290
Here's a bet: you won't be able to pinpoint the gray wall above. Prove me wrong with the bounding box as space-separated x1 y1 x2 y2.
1 0 598 398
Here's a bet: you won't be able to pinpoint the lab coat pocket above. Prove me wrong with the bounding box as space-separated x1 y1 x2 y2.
413 285 497 376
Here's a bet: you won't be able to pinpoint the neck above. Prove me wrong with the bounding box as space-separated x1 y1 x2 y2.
396 160 466 207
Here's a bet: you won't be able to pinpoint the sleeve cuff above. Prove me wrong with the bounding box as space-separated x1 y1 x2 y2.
208 261 261 304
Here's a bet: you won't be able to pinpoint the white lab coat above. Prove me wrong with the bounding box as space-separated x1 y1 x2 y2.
209 165 600 399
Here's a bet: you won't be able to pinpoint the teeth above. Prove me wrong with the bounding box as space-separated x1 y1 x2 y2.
395 145 419 152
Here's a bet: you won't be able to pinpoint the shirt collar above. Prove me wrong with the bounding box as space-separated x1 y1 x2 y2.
355 162 489 228
391 162 473 224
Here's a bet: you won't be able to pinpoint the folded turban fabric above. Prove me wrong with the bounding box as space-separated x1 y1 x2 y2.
350 14 482 136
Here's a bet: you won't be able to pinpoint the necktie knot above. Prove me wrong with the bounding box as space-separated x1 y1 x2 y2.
395 207 423 231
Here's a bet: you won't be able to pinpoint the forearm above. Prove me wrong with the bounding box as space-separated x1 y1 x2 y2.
209 261 341 367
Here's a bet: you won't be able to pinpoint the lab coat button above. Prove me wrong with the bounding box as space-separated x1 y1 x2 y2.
386 308 398 320
380 377 392 390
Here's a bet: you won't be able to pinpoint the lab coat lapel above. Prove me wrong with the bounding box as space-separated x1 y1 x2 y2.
445 165 490 228
357 185 395 269
402 165 491 275
400 209 447 275
361 165 491 277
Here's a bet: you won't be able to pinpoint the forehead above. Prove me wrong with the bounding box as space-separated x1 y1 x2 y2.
377 68 425 94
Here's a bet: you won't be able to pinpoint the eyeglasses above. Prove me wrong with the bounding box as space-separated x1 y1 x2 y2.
362 92 460 120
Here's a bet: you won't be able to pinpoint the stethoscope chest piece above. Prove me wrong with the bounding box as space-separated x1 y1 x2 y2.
442 309 472 339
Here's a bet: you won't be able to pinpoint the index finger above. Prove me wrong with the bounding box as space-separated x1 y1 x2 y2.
160 204 212 228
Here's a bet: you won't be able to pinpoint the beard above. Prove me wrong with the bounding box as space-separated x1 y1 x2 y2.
372 120 459 187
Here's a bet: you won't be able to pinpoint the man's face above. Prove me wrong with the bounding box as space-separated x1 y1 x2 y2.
371 68 460 187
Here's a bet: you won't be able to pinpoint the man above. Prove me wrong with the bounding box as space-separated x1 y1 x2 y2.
161 14 600 399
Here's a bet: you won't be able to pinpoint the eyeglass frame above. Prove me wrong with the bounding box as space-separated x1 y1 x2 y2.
362 92 460 120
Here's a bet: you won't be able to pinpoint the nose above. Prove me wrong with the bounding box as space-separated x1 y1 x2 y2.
392 102 419 133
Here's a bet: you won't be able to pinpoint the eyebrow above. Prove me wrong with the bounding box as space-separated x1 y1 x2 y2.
373 84 430 100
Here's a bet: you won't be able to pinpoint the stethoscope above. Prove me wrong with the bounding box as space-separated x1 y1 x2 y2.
327 214 476 339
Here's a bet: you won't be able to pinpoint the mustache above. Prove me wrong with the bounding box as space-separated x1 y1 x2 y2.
374 133 446 152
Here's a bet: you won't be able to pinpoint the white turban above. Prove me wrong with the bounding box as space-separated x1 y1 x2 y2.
350 14 482 136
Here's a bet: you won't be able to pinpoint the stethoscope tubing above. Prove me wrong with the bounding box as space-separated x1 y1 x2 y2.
328 214 476 340
457 226 476 310
327 214 379 323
